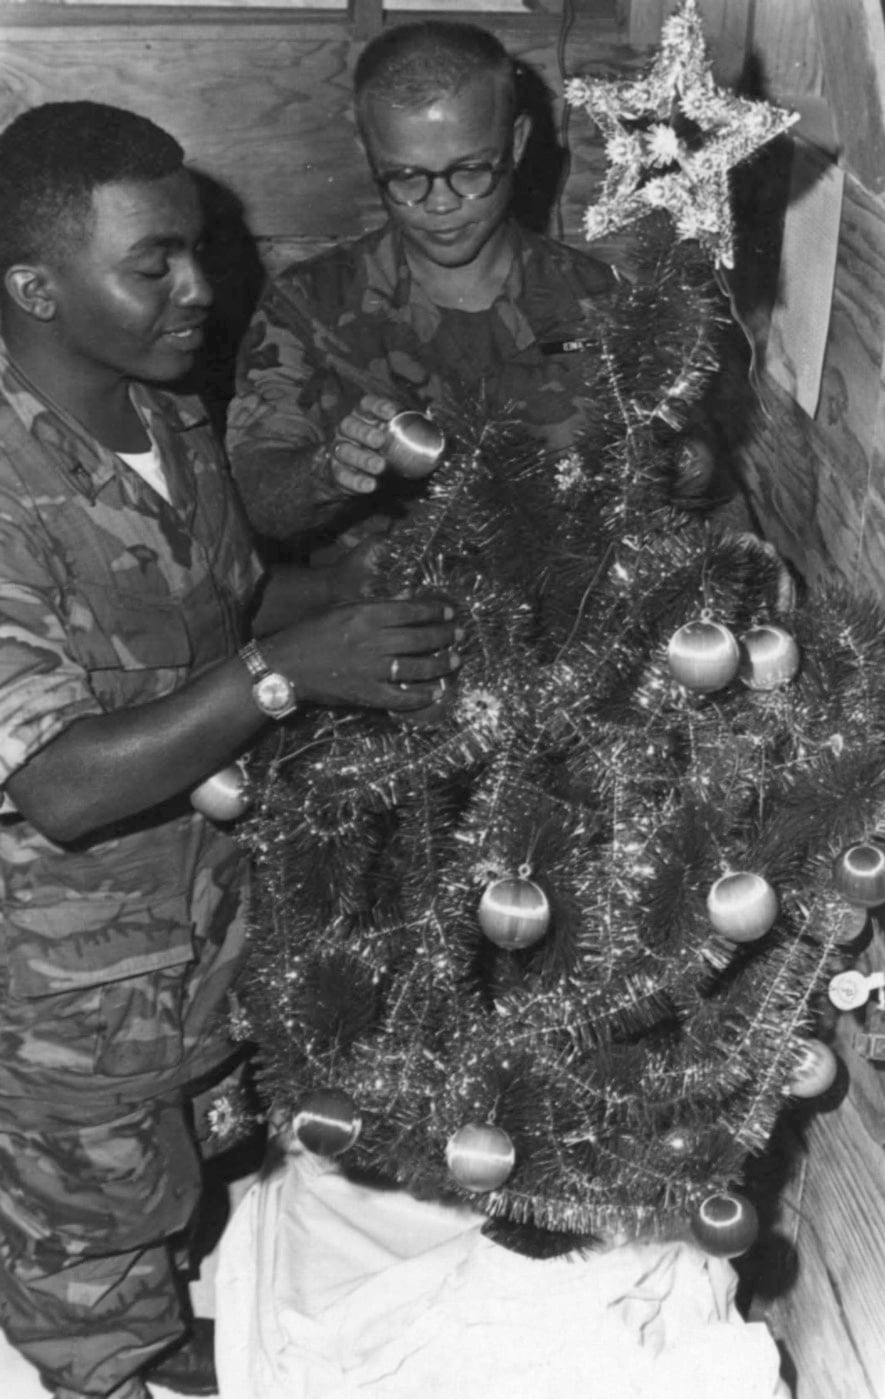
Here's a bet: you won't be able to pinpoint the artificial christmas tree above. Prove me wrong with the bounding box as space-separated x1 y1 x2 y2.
232 238 868 1248
213 4 875 1394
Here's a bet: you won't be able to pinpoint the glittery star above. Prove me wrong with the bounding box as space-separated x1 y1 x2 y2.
566 0 797 267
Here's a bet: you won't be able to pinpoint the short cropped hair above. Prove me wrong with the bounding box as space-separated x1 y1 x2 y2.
354 21 517 128
0 101 183 274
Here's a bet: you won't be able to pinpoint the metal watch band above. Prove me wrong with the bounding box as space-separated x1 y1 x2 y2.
238 639 298 720
238 639 270 682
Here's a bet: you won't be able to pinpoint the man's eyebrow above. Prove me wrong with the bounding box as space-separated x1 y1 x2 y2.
126 233 195 254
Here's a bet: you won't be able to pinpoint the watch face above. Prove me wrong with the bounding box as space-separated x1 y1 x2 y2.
255 672 296 716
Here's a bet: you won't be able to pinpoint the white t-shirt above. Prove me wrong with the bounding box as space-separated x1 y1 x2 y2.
117 441 171 504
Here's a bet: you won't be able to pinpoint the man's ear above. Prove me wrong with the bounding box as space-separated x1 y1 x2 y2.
512 112 532 166
4 264 57 322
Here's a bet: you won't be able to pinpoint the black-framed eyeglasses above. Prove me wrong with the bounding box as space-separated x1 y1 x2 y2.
372 155 511 208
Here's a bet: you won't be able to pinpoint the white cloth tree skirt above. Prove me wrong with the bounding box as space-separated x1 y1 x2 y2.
215 1148 788 1399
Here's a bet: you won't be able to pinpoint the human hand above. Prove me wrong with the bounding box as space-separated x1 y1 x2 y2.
266 596 462 713
316 393 401 499
327 517 392 602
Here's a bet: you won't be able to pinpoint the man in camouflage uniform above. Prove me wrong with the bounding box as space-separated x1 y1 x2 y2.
0 102 460 1399
226 20 617 546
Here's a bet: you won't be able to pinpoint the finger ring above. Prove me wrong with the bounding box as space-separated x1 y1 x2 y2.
389 657 400 683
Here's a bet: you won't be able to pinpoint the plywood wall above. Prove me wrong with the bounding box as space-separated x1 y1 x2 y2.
0 3 628 250
705 3 885 1395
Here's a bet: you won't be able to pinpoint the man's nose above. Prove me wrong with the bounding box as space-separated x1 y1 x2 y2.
174 257 213 308
423 174 461 214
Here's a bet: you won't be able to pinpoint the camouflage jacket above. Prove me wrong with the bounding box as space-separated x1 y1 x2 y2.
0 337 262 1123
226 221 616 539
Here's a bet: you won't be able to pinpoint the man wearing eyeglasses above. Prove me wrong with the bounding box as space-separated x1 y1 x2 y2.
226 19 616 546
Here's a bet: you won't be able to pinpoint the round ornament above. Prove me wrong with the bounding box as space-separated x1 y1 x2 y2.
667 619 740 693
674 437 716 497
384 411 447 479
706 871 778 942
739 624 801 690
445 1122 515 1192
293 1089 362 1156
833 843 885 908
478 875 551 950
787 1040 838 1098
190 764 251 822
690 1191 759 1257
832 901 870 945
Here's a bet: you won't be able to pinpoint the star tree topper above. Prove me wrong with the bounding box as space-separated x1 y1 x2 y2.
566 0 798 268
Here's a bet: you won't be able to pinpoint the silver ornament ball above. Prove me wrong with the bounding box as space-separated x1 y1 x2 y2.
739 624 800 690
690 1191 759 1257
294 1089 362 1156
706 871 779 942
833 842 885 908
445 1122 515 1192
190 764 251 822
385 411 447 479
478 875 551 950
787 1040 838 1098
667 619 740 693
831 901 869 945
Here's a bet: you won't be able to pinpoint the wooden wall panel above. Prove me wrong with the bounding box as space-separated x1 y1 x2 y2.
732 173 885 598
729 92 885 1397
0 6 631 244
755 914 885 1398
810 0 885 197
751 0 822 101
760 1091 885 1399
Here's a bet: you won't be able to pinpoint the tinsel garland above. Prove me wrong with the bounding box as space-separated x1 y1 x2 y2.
235 218 872 1250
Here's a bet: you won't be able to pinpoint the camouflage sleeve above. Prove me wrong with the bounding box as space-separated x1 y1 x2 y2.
225 281 331 540
0 487 102 791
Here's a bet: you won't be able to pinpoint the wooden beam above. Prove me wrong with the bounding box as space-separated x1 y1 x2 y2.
809 0 885 195
350 0 383 41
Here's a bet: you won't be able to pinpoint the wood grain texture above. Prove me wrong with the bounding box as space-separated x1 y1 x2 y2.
762 1073 885 1398
733 172 885 599
810 0 885 196
744 917 885 1399
730 141 885 1399
0 11 630 240
750 0 822 101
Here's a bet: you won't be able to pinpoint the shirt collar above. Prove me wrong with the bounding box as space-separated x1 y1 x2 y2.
0 333 207 499
375 220 527 336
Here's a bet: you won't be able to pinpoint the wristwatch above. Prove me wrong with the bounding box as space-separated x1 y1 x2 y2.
239 640 299 720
